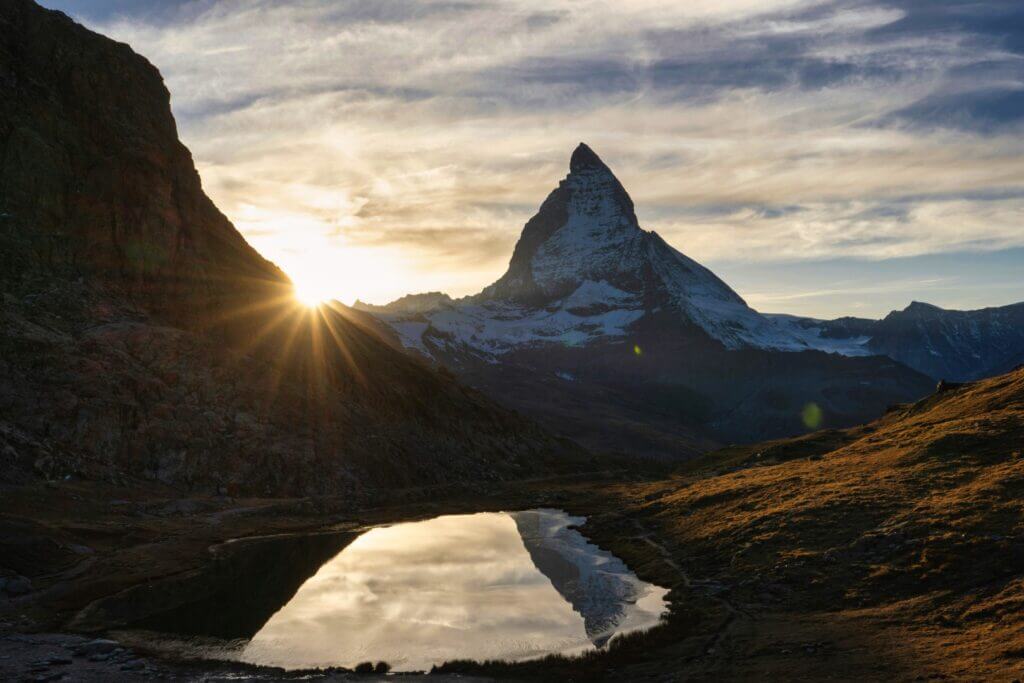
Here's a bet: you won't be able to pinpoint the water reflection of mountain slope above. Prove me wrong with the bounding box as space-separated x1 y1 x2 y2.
510 509 643 646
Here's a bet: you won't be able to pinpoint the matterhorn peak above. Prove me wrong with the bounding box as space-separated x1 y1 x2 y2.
479 143 643 304
374 143 843 356
469 143 798 350
569 142 608 172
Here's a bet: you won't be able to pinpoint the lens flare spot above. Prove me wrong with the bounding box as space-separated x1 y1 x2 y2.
802 403 823 430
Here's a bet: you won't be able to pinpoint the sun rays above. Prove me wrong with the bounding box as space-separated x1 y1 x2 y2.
294 285 329 308
189 273 382 424
291 266 341 308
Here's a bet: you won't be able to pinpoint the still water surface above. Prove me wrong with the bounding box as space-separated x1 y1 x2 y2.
237 509 668 671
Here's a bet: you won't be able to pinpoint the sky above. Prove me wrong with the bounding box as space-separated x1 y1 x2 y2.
41 0 1024 317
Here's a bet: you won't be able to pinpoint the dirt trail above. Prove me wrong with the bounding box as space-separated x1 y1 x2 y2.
626 516 753 662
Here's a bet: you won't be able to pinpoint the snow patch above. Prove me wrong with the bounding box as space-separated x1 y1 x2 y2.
766 314 874 356
372 282 645 359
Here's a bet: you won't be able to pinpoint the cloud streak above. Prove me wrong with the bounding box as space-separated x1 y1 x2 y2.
40 0 1024 313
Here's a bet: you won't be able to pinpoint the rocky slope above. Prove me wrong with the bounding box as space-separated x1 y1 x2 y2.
0 0 586 495
0 0 285 335
361 145 933 454
812 301 1024 382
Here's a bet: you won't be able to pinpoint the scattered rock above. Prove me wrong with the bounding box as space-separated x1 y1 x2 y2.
3 575 32 596
72 638 120 657
31 673 66 682
65 543 93 555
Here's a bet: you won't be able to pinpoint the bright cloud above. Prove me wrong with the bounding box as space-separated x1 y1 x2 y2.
40 0 1024 314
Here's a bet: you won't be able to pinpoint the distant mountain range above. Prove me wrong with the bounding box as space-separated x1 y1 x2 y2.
790 301 1024 382
359 144 869 357
359 145 1023 390
357 145 955 456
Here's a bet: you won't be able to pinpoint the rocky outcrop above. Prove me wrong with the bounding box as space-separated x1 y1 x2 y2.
866 301 1024 382
0 0 586 495
811 301 1024 382
0 0 285 335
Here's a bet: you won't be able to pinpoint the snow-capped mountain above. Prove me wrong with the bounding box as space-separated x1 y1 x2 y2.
361 143 866 359
809 301 1024 382
356 144 933 455
360 145 1022 385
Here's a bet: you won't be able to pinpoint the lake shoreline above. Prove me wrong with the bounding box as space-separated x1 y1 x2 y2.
0 472 704 681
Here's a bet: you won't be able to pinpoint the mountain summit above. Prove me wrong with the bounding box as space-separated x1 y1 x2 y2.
473 144 808 350
479 142 642 305
569 141 607 171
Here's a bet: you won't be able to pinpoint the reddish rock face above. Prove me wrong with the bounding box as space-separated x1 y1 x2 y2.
0 0 287 332
0 0 586 495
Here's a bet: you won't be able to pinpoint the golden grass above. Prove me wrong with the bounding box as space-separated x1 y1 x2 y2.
588 367 1024 680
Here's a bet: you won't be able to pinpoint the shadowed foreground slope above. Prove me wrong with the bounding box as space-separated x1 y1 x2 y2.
606 366 1024 679
0 0 586 496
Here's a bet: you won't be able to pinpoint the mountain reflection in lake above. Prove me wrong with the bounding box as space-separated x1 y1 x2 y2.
238 509 668 672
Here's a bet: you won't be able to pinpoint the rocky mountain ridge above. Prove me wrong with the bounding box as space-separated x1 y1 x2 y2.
765 300 1024 382
359 145 933 454
814 300 1024 381
363 143 851 356
361 147 1021 385
0 0 586 495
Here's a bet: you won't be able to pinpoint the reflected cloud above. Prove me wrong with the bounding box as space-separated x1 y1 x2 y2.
238 510 667 672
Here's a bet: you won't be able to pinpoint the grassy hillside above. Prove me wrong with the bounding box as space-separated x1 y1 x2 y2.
594 366 1024 679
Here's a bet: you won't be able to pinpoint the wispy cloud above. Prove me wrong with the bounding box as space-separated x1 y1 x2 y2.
745 276 951 304
41 0 1024 311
